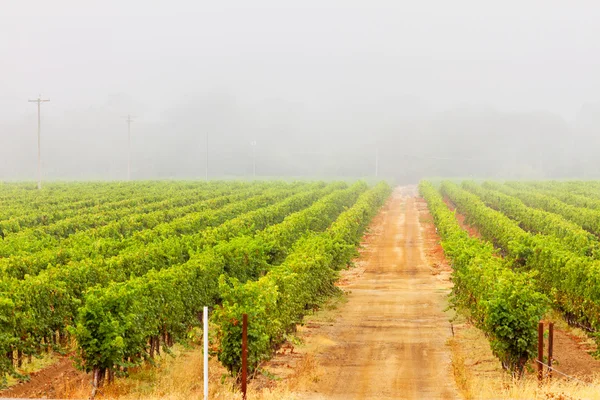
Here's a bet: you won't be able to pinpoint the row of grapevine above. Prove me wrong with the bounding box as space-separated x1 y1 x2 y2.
0 183 198 232
0 182 311 279
0 183 254 256
519 181 600 210
440 182 533 263
0 181 226 221
0 182 240 235
0 182 335 379
524 181 600 201
71 183 369 380
484 181 600 237
441 181 600 345
461 181 599 257
214 182 391 375
420 181 547 374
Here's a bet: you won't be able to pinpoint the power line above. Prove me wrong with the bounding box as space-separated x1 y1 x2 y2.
28 95 50 190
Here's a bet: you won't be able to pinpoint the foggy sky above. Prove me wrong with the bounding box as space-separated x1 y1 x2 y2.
1 1 600 181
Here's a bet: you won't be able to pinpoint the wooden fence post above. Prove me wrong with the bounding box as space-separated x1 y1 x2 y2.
242 313 248 400
548 322 554 380
538 321 544 382
203 306 209 400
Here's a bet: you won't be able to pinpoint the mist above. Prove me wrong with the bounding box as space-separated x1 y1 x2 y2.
2 1 600 182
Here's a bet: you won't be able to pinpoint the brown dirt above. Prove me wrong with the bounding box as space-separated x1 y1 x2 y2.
250 196 392 394
415 197 453 281
0 355 88 399
289 186 458 399
541 324 600 380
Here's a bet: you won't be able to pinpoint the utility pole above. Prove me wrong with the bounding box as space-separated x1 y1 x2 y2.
375 147 379 178
205 132 209 181
123 115 135 181
250 140 257 178
28 95 50 190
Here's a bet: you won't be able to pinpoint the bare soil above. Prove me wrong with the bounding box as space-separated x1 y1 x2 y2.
0 355 88 399
290 186 458 399
415 197 453 281
541 323 600 380
443 197 482 238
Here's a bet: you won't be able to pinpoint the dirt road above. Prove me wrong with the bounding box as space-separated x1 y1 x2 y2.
295 186 457 399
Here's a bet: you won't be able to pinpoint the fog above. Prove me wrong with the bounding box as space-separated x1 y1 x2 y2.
2 1 600 182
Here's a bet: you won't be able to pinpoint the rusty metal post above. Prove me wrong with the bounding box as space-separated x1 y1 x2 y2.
538 321 544 382
548 322 554 380
242 313 248 400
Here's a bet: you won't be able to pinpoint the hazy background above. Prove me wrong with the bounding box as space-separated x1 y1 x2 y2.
1 1 600 182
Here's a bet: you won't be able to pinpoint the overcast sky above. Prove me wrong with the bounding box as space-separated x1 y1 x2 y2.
1 0 599 122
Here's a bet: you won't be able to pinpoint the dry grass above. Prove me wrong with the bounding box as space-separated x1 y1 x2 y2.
449 317 600 400
61 316 600 400
449 335 472 399
461 375 600 399
2 292 344 399
67 344 303 400
63 301 338 400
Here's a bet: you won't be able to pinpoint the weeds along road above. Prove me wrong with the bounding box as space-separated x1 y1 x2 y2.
296 186 458 399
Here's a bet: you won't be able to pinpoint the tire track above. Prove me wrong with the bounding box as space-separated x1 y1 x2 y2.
295 186 458 399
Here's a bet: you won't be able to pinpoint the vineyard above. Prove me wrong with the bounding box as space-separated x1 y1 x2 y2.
420 180 600 376
7 178 600 397
0 180 391 391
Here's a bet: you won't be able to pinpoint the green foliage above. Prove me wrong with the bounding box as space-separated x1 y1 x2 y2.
442 180 600 354
463 181 599 258
488 181 600 241
420 181 547 375
70 182 370 374
215 182 391 374
214 276 279 375
0 181 331 378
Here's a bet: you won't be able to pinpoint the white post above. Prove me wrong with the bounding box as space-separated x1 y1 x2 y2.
203 306 208 400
